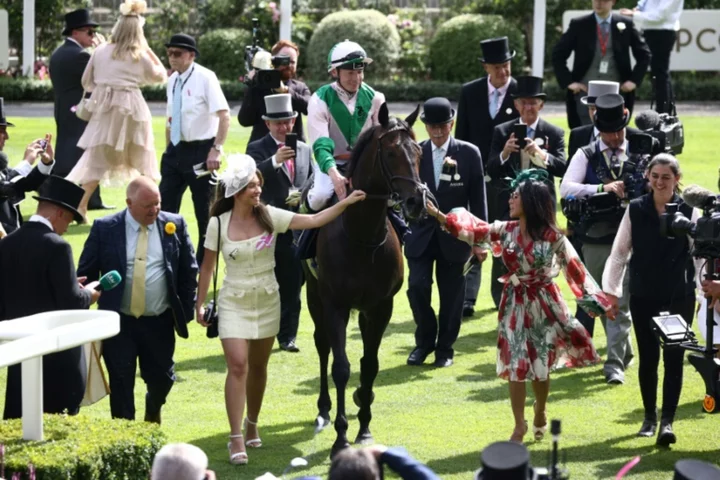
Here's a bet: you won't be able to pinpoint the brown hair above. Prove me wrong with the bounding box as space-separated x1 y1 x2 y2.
328 448 380 480
646 153 682 194
271 40 299 55
208 170 274 233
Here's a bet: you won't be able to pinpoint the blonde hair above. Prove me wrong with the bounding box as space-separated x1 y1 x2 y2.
110 14 148 61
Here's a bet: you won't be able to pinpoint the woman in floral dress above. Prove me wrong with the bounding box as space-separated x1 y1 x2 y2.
427 169 610 443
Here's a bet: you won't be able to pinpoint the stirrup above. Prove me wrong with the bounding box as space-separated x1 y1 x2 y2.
228 434 248 465
244 418 262 448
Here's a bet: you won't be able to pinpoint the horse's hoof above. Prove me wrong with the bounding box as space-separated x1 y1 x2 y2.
355 431 374 445
314 415 331 433
353 388 375 408
330 441 351 459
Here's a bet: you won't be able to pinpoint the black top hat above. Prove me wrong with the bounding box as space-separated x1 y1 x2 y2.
474 441 531 480
0 98 14 127
593 93 630 133
32 176 85 223
479 37 516 64
512 76 546 100
420 97 456 125
674 460 720 480
62 9 99 36
165 33 200 55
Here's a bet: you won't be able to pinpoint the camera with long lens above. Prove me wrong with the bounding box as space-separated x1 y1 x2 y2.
635 108 684 155
243 18 282 89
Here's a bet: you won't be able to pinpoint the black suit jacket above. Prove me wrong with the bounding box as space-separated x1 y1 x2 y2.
0 221 93 418
0 164 52 234
568 125 641 159
49 39 90 175
246 133 312 209
238 79 311 148
77 210 198 338
455 77 519 165
487 118 566 219
404 137 487 264
552 13 651 128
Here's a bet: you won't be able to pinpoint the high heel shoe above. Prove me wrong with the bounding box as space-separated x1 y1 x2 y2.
244 417 262 448
227 434 248 465
510 420 528 443
533 401 548 441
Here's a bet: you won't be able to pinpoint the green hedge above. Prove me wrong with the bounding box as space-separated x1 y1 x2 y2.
0 414 166 479
197 28 251 82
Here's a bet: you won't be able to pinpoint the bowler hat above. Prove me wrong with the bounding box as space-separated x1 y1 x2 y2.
62 9 99 36
674 460 720 480
474 441 531 480
420 97 455 125
32 176 85 223
479 37 516 64
165 33 199 55
262 94 298 121
582 80 620 106
512 76 546 100
0 98 14 127
593 93 630 133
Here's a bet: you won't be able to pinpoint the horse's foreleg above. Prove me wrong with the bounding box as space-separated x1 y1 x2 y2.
307 278 331 430
327 305 351 458
355 299 393 445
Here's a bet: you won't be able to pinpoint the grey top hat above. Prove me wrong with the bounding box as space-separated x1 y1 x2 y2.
262 94 298 121
581 80 620 106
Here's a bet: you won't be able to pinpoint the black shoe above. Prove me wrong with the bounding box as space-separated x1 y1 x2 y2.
656 421 676 446
407 348 432 366
88 204 116 211
434 357 453 368
279 340 300 352
462 306 474 318
637 418 657 437
144 410 162 425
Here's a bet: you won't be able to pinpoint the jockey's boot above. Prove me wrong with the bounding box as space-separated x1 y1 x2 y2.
296 198 319 259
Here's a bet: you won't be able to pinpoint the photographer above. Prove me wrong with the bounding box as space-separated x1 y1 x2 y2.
602 154 700 446
560 93 635 385
238 40 311 147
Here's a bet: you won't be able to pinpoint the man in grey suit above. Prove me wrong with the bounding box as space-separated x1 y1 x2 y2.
246 94 311 352
49 9 111 210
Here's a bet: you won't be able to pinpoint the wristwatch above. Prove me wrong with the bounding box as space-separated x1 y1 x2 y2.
212 144 224 153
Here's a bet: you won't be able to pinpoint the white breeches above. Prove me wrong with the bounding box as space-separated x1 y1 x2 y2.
307 161 345 211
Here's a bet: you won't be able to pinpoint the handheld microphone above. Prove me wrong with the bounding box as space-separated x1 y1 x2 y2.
682 184 718 210
95 270 122 291
635 110 661 131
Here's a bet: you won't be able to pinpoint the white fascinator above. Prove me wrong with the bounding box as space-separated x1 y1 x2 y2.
219 154 258 198
119 0 148 16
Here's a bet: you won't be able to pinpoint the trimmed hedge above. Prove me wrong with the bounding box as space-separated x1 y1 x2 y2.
0 414 166 479
197 28 251 82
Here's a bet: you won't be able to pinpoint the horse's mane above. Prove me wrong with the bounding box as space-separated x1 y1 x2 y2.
346 117 404 179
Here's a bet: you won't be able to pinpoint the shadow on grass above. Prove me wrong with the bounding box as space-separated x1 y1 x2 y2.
615 399 714 426
176 353 227 374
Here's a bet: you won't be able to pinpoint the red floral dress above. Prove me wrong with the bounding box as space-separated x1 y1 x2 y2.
444 208 609 381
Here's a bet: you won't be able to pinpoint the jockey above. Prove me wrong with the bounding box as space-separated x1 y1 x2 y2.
305 40 386 212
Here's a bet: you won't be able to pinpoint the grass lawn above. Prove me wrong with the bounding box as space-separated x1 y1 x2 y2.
1 113 719 479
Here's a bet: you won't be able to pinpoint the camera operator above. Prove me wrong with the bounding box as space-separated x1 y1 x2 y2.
602 154 700 446
238 40 311 148
560 93 635 385
620 0 683 114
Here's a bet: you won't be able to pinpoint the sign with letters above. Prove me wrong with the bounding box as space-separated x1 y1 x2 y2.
562 10 720 71
0 10 8 72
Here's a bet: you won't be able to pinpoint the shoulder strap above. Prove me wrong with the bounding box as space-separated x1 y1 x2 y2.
212 216 220 303
584 142 612 184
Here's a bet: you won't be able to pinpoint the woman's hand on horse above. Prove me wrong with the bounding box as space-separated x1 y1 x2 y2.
343 190 366 205
473 246 488 262
329 168 349 199
425 201 447 224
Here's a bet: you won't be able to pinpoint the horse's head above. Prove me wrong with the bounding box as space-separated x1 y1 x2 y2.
348 103 426 221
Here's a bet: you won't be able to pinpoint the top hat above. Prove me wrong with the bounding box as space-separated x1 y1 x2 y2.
165 33 199 55
512 76 546 100
474 441 531 480
674 460 720 480
32 176 85 223
62 9 99 36
420 97 456 125
582 80 620 106
593 93 630 133
262 94 298 121
479 37 516 64
0 98 14 127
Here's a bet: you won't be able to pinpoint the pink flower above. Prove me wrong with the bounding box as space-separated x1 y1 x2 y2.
387 14 398 25
269 1 277 7
402 19 413 28
272 10 280 23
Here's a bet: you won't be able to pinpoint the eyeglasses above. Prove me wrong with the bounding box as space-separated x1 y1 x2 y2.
80 29 96 36
167 50 187 58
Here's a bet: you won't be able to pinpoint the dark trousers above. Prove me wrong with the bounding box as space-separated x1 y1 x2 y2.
275 230 304 343
406 235 466 359
644 29 677 114
568 231 594 335
103 310 176 420
629 294 695 422
159 139 214 266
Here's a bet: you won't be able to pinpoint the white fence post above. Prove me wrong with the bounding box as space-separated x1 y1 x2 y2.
532 0 547 78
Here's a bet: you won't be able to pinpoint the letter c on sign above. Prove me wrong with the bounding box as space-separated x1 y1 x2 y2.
696 28 717 53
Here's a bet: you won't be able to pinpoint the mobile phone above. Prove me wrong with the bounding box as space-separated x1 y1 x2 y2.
40 139 48 152
285 133 297 153
512 124 528 149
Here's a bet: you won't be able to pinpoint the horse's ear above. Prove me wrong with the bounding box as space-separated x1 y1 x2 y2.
378 102 389 128
404 104 420 128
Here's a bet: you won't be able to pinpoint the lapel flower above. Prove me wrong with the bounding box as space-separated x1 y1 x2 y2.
164 222 177 235
443 157 457 167
616 21 626 32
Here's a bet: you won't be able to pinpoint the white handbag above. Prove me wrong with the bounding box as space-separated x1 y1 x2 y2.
75 91 92 121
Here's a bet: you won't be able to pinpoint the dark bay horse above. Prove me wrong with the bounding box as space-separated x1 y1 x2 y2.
304 103 426 456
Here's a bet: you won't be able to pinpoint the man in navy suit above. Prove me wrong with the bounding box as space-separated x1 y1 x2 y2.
78 177 198 423
405 98 487 368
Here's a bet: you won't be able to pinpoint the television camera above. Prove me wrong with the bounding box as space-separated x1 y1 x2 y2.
635 108 684 155
243 18 288 90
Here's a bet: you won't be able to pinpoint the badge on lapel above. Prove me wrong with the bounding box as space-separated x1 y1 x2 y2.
440 157 461 183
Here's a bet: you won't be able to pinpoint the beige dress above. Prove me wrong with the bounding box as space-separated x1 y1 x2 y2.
67 43 166 187
205 207 295 340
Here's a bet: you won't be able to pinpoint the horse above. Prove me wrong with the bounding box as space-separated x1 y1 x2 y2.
304 103 427 457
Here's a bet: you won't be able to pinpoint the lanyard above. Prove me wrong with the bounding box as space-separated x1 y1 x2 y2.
602 148 623 180
173 65 195 96
596 23 610 57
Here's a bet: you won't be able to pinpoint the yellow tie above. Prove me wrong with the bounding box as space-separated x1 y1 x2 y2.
130 225 148 318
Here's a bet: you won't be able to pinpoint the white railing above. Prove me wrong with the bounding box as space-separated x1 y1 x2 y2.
0 310 120 441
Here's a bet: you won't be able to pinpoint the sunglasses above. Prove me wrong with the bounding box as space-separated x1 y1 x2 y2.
81 29 96 36
167 50 187 58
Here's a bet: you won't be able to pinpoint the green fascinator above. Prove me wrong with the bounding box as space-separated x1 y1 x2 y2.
508 168 550 190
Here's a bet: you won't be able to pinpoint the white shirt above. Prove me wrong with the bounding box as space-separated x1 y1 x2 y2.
166 62 230 142
560 138 628 198
12 159 55 177
269 134 285 169
634 0 684 31
487 76 511 114
499 117 541 164
66 37 83 48
28 215 53 231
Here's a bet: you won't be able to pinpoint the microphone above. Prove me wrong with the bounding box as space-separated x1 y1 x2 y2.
635 110 661 131
682 184 718 209
94 270 122 291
